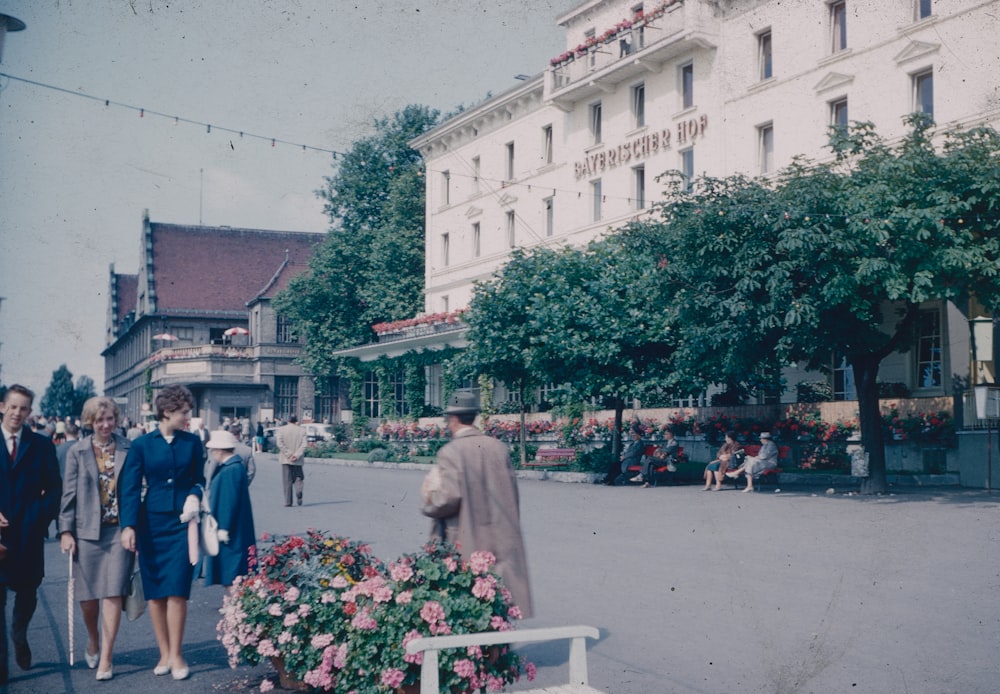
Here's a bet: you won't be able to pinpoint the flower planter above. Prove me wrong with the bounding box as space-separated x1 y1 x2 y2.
271 656 309 691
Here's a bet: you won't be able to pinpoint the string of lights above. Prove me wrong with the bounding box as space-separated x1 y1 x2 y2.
0 71 347 157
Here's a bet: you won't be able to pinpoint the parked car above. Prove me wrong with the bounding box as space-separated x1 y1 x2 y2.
302 422 335 443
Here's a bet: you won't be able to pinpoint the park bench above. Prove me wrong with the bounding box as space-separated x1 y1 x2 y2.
525 447 577 467
724 444 790 490
405 625 602 694
625 444 686 486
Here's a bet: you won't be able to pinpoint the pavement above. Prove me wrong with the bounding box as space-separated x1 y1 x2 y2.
6 453 999 693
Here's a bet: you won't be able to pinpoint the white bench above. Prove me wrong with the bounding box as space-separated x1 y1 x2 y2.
405 624 602 694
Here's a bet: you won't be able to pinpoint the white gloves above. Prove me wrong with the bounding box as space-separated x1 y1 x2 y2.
179 495 201 523
217 529 230 544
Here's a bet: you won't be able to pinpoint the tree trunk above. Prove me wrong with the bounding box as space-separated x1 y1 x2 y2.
604 399 626 483
518 383 527 468
854 355 887 494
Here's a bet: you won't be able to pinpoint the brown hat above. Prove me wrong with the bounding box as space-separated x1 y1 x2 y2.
444 390 480 415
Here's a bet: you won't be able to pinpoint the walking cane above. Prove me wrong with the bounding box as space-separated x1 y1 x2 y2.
67 551 75 666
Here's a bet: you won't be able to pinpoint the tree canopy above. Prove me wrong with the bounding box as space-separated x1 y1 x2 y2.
276 105 439 377
622 116 1000 492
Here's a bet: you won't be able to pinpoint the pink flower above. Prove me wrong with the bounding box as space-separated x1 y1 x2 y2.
297 603 311 617
472 575 497 601
390 562 414 582
380 668 405 688
283 586 300 602
507 605 523 620
526 662 537 680
257 639 279 657
259 679 274 692
420 600 446 624
396 590 413 604
443 556 458 572
490 615 513 631
402 630 424 665
267 603 283 617
331 575 349 588
311 633 334 649
469 551 496 574
333 643 348 670
351 607 378 631
454 659 476 679
283 612 299 627
485 674 506 691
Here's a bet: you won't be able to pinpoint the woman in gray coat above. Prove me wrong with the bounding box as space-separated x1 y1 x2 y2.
58 397 132 681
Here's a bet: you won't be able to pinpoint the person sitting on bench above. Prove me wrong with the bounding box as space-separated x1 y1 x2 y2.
704 430 741 491
631 430 679 486
726 431 778 492
612 423 645 485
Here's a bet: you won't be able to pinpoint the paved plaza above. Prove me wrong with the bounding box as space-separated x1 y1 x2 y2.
9 454 999 693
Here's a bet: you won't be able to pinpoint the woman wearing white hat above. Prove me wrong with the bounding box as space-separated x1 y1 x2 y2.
202 430 256 588
726 432 778 492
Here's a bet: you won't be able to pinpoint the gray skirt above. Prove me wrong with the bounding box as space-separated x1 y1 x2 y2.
74 524 132 602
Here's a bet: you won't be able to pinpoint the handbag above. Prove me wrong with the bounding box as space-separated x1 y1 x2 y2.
200 487 220 557
123 568 146 621
201 510 220 557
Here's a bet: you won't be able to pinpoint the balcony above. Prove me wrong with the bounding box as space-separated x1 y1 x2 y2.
545 0 717 109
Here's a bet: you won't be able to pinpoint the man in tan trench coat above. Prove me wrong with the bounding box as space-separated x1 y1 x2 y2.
421 391 533 618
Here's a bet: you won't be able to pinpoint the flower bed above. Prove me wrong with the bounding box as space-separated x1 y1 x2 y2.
219 532 534 692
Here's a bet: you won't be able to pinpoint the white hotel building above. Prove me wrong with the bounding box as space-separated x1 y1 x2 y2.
344 0 1000 412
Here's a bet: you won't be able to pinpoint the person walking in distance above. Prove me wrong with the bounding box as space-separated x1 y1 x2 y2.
276 415 306 507
420 390 533 618
0 384 62 684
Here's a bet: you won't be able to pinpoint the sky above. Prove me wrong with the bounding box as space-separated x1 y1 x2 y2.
0 0 576 399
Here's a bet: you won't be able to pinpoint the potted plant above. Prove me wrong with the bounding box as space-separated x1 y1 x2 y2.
219 535 535 693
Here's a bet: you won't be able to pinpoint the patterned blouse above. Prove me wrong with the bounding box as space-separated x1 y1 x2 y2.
95 440 119 525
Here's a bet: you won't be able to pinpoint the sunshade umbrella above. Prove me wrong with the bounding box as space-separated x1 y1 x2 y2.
67 552 75 666
152 333 179 341
223 326 250 336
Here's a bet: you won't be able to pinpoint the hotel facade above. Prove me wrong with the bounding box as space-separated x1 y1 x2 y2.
341 0 999 415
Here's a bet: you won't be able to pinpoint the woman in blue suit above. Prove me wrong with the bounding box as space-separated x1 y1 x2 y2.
119 385 204 681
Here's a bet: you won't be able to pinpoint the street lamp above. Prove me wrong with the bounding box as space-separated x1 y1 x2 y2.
0 12 26 65
974 384 999 493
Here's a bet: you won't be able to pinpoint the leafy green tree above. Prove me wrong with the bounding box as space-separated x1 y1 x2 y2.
463 239 674 477
277 105 439 377
41 364 76 418
73 375 97 415
626 116 1000 493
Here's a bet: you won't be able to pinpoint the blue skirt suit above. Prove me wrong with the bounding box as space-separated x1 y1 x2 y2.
119 429 205 600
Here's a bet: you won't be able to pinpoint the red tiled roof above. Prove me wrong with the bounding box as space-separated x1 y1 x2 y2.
148 223 325 315
115 273 138 325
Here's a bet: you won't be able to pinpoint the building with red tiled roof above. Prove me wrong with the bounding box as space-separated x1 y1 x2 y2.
102 210 342 429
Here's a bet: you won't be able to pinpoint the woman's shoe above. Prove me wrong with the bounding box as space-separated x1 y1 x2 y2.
96 667 113 681
85 650 100 669
153 664 171 676
171 666 190 681
742 487 753 493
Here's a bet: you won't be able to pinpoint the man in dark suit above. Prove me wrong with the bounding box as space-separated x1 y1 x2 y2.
0 384 62 683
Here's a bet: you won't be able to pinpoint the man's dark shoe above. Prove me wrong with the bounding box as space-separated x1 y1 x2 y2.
14 640 31 670
0 667 8 684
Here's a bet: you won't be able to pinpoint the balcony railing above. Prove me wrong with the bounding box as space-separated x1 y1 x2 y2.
149 344 253 362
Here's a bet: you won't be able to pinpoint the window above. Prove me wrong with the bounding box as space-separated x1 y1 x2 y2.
506 211 516 248
758 123 774 174
426 364 443 410
631 4 645 49
680 148 694 190
833 354 856 401
363 371 380 418
441 170 450 206
915 0 932 20
441 233 450 267
916 309 942 388
472 222 481 257
758 30 773 80
633 166 646 210
275 376 299 421
591 179 602 222
830 1 847 53
174 326 194 341
388 368 409 417
913 69 933 119
505 142 515 181
830 97 848 133
542 125 553 164
471 156 480 194
680 62 694 109
632 83 645 128
276 314 297 343
544 197 554 236
314 376 341 423
590 102 602 145
442 295 449 313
